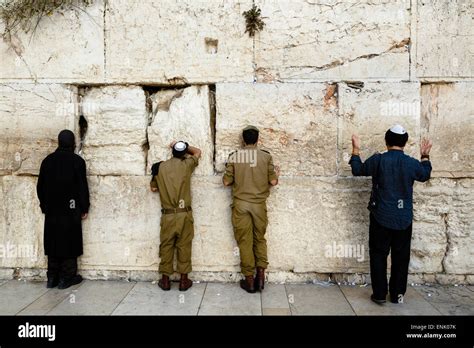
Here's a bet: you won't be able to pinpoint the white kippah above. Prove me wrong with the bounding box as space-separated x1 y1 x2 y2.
174 141 187 151
389 124 406 135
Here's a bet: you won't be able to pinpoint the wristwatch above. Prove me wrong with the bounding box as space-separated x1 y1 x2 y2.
421 154 430 160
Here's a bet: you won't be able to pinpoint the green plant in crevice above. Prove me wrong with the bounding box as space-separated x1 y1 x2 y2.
243 5 265 37
0 0 93 38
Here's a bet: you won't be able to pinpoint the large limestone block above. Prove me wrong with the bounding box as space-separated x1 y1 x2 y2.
81 86 147 175
190 177 238 271
215 83 337 176
80 175 237 272
81 176 161 270
421 83 474 178
265 177 371 273
416 0 474 78
147 86 214 176
338 82 420 175
412 179 474 274
0 0 104 82
0 83 77 175
255 0 410 82
0 176 46 268
105 0 254 83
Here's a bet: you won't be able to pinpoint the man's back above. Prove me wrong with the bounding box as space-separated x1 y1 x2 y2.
350 149 432 230
226 147 277 204
154 155 198 209
37 150 89 215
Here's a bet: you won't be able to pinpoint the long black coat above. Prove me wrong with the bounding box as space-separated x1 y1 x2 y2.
37 149 90 257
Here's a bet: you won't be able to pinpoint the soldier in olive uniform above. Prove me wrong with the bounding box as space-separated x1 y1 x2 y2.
150 140 201 291
223 125 279 293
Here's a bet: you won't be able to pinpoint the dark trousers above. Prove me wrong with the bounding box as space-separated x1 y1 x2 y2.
369 214 412 300
47 257 78 281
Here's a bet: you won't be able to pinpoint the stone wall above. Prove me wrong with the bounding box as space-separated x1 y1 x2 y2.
0 0 472 284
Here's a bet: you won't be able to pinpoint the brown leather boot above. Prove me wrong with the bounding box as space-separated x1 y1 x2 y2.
255 267 265 291
179 274 193 291
240 275 256 293
158 275 171 291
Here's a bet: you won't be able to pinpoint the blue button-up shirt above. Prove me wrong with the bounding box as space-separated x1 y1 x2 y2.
349 150 432 230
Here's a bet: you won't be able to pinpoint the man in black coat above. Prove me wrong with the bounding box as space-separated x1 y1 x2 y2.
37 130 90 289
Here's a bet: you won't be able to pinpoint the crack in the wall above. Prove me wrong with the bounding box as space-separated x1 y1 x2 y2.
287 38 410 73
208 84 217 174
103 0 108 81
440 213 451 274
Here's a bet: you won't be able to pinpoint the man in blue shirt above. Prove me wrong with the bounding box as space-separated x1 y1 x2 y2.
349 125 432 304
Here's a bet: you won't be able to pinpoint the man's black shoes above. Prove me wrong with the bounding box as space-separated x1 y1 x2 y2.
57 275 83 290
370 294 386 305
46 277 59 288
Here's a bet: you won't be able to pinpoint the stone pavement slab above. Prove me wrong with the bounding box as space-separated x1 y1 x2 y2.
0 280 49 315
340 285 441 315
413 285 474 315
262 284 291 316
198 283 262 315
285 284 355 315
112 281 206 315
0 280 471 316
18 283 82 315
47 280 135 315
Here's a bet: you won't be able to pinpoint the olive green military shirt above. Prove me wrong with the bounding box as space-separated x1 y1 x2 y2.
224 145 277 204
150 155 199 209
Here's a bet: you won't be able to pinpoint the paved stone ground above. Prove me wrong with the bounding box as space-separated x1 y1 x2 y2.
0 280 472 316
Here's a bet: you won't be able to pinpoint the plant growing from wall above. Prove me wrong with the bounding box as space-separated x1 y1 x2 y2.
243 5 265 37
0 0 93 38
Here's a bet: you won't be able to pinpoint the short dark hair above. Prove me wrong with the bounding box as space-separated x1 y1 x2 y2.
172 149 187 158
242 129 259 145
385 129 408 147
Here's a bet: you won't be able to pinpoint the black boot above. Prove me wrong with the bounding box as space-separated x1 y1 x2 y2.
46 277 59 288
370 294 386 305
58 275 83 290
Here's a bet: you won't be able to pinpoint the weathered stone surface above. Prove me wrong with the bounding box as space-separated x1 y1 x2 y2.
3 174 471 279
338 82 420 175
105 0 253 83
215 83 337 176
0 83 77 175
80 176 160 269
0 176 45 269
0 1 104 82
421 83 474 177
266 177 371 273
412 179 474 274
81 86 147 175
416 0 474 78
255 0 410 82
82 176 237 272
147 86 214 176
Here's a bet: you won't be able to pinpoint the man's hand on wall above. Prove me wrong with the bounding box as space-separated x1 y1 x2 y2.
420 138 433 157
351 134 361 155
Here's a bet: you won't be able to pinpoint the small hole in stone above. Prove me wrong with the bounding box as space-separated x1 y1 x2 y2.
205 37 218 54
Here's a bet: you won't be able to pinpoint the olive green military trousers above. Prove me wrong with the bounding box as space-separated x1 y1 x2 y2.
159 211 194 276
232 199 269 276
